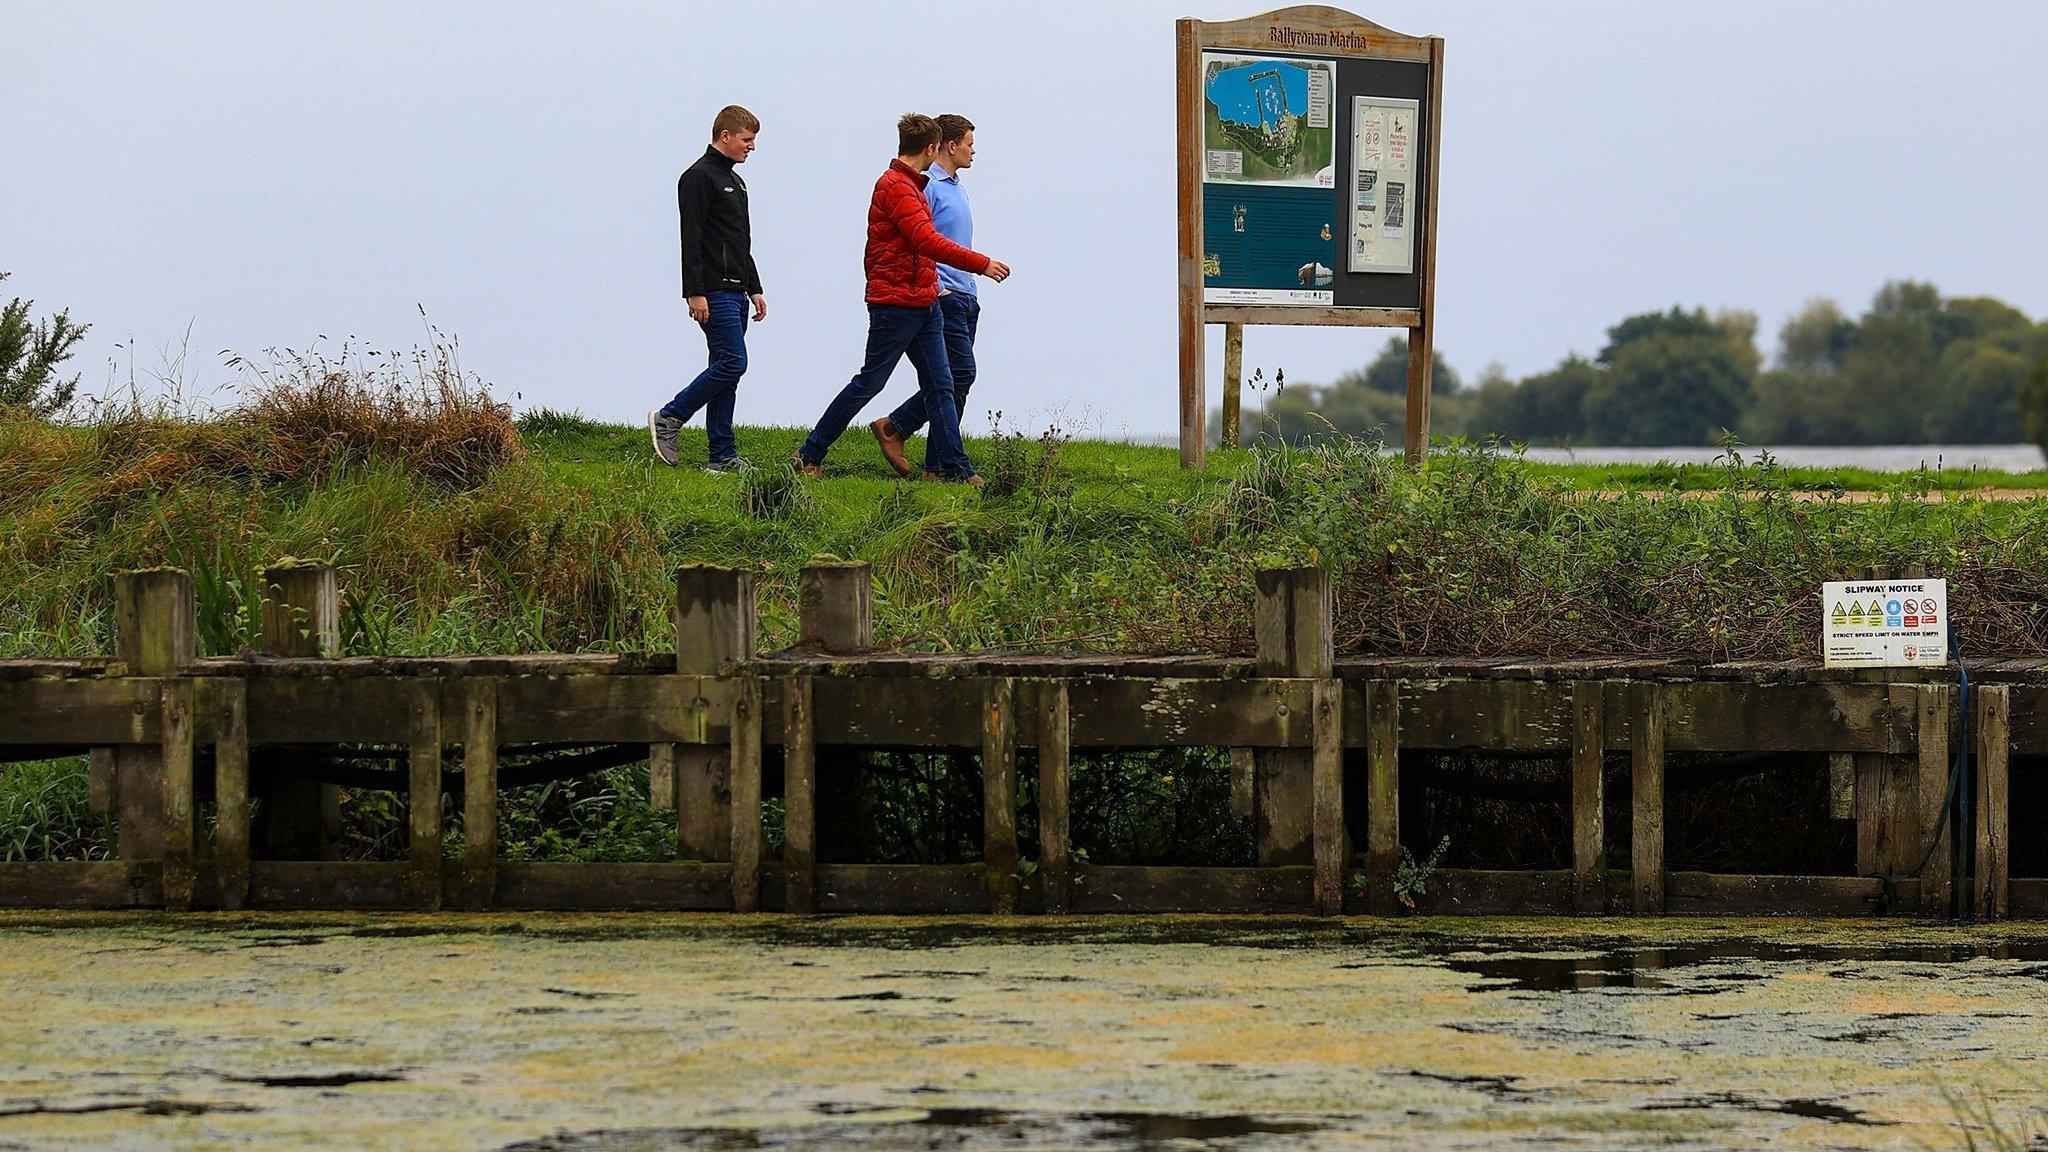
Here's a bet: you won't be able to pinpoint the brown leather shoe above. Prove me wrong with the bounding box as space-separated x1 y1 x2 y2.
789 455 824 479
922 470 985 488
870 418 912 477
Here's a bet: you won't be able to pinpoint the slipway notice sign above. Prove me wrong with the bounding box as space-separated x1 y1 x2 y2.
1821 579 1948 668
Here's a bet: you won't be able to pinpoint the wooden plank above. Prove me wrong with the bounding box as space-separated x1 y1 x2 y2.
1665 872 1891 918
1191 10 1435 62
158 678 197 910
814 864 984 914
1071 865 1312 914
1362 680 1398 916
1917 684 1953 917
1175 16 1204 469
1313 678 1348 916
798 561 872 653
782 674 816 914
246 678 412 744
2007 879 2048 919
2001 684 2048 752
1068 678 1313 749
407 680 443 911
248 861 410 909
1392 679 1571 752
495 675 733 744
1976 685 2011 920
1394 869 1574 917
1661 682 1900 753
983 678 1019 914
211 679 250 911
461 679 499 911
1201 305 1421 328
0 862 160 908
1631 683 1666 915
1220 322 1243 448
1571 681 1606 916
728 675 763 912
0 679 158 745
496 862 730 911
1038 680 1072 914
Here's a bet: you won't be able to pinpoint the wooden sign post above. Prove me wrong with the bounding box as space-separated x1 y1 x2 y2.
1177 6 1443 467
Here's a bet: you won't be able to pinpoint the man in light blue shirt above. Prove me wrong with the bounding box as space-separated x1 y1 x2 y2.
870 113 986 477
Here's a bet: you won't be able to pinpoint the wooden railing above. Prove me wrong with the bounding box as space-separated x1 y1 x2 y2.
0 563 2032 918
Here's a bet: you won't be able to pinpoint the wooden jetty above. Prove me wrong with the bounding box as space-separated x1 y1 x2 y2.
0 563 2033 919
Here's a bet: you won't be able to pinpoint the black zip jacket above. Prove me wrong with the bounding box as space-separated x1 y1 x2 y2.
678 145 762 297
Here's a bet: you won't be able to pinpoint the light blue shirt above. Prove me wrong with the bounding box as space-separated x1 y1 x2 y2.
926 166 975 298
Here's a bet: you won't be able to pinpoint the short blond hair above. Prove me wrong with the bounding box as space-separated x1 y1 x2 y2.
711 105 760 141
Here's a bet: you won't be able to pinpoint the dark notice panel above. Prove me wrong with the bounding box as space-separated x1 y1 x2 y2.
1332 57 1429 310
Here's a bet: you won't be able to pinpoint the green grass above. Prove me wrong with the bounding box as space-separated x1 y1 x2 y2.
12 411 2048 864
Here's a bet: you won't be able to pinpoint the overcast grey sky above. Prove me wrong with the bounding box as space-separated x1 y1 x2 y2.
4 2 2045 437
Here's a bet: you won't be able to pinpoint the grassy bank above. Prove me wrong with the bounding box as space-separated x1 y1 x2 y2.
8 408 2048 662
10 399 2048 864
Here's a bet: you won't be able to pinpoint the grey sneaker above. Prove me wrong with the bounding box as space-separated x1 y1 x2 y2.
704 456 755 475
649 410 682 467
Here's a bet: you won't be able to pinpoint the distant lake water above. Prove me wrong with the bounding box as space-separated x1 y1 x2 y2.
1516 444 2046 472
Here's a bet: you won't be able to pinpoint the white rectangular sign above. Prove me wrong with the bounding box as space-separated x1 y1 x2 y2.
1347 95 1418 275
1821 579 1947 668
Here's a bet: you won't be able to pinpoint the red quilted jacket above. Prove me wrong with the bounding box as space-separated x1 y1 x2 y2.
864 159 990 307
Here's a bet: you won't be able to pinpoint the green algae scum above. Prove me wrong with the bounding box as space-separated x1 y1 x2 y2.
6 913 2048 1150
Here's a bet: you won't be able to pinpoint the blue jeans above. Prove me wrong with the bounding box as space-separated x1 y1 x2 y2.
661 291 748 463
886 293 978 437
800 302 974 478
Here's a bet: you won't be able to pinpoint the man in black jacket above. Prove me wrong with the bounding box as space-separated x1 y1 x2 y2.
652 105 767 471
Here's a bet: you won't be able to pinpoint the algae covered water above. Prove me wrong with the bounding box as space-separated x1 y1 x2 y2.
3 913 2046 1150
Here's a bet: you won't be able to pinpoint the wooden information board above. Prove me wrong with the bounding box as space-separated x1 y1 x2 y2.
1176 6 1443 467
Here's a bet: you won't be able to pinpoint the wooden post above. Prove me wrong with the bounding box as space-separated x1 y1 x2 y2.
159 679 197 910
1974 685 2010 921
1571 682 1607 915
728 674 763 912
1362 679 1399 916
212 678 250 911
257 563 341 860
462 680 499 911
1630 682 1666 915
1827 753 1856 821
1228 748 1255 820
1916 683 1953 917
1221 322 1244 448
1857 683 1923 887
1403 36 1446 469
782 674 816 914
1254 568 1332 866
1314 677 1349 916
407 680 442 911
983 678 1019 914
648 744 677 812
113 569 195 861
675 566 754 861
1174 16 1206 470
88 748 115 817
1037 681 1072 915
799 561 872 653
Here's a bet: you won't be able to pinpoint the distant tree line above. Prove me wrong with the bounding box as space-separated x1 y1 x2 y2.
1239 281 2048 447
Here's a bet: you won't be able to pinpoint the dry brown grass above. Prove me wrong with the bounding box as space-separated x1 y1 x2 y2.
227 329 522 487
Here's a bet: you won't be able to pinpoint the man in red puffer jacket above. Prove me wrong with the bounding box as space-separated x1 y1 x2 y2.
795 113 1011 483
